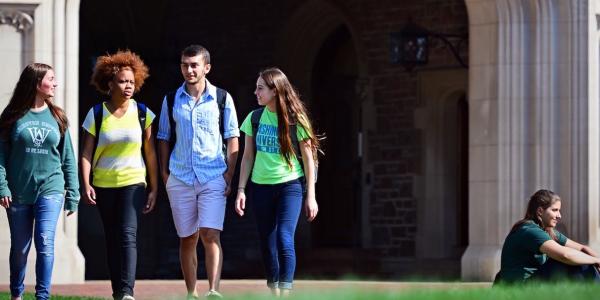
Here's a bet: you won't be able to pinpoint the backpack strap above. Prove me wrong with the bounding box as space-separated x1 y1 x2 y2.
216 88 226 137
250 107 264 155
289 123 302 162
92 103 104 156
216 88 227 154
137 101 147 144
290 122 309 190
136 102 148 165
165 91 177 151
137 102 147 132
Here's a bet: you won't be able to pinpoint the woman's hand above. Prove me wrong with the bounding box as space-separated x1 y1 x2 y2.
143 190 157 214
582 245 599 258
0 196 11 208
304 194 318 222
83 184 96 205
235 190 246 217
161 170 169 186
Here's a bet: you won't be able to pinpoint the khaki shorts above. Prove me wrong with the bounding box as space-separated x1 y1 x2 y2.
166 175 227 237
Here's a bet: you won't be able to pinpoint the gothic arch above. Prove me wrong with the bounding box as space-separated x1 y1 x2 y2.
274 0 367 102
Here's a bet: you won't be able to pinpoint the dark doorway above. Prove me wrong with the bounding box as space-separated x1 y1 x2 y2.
455 95 469 250
442 92 469 257
310 26 361 248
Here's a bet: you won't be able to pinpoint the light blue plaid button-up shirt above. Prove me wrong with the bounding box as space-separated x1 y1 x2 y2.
157 80 239 185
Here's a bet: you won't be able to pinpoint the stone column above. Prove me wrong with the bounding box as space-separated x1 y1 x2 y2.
0 0 84 284
462 0 600 281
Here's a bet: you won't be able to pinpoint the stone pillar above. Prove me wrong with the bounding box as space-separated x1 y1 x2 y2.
462 0 600 281
0 0 84 284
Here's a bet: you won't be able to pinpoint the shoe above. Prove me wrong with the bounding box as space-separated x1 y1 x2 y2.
121 295 135 300
204 290 223 299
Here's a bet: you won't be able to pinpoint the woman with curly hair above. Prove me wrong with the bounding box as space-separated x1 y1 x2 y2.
80 50 158 300
235 67 321 296
0 63 79 300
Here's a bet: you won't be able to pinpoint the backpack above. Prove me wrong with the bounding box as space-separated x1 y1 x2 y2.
250 107 318 184
164 88 228 154
92 101 147 155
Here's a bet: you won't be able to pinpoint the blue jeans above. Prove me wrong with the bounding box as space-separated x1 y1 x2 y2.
251 178 303 290
94 184 145 299
6 194 64 300
533 258 600 282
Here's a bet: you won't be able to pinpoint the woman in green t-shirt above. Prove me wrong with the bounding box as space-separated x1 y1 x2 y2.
495 189 600 284
235 68 321 296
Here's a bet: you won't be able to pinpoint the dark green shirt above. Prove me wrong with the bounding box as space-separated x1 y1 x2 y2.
0 108 79 211
495 221 567 284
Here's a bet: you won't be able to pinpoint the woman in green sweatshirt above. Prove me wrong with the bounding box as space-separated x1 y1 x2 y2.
0 63 79 300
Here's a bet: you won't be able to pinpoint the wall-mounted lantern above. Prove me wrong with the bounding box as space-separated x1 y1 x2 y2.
390 21 468 71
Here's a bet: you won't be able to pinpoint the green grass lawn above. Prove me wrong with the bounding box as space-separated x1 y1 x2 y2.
2 282 600 299
231 282 600 300
0 293 103 300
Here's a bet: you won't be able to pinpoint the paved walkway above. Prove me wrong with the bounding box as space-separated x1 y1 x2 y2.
0 280 491 299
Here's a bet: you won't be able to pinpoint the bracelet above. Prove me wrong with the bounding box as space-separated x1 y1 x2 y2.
237 187 245 190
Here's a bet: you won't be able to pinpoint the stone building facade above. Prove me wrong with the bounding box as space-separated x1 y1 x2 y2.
2 0 600 283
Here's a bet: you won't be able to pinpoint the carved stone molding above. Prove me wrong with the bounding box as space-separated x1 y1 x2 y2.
0 10 33 32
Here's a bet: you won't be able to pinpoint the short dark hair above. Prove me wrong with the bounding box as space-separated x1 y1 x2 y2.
181 45 210 64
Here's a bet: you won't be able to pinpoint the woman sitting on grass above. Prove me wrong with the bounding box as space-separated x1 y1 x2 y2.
494 189 600 284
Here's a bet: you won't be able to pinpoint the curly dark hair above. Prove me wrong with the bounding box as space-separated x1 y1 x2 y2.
90 50 149 94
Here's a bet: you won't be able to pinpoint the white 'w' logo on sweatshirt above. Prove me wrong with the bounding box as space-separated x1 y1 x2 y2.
27 127 51 147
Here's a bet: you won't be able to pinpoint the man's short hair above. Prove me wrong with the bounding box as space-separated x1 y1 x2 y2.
181 45 210 64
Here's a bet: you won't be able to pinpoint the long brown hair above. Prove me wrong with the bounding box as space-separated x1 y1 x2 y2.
259 67 322 168
0 63 68 139
510 189 561 241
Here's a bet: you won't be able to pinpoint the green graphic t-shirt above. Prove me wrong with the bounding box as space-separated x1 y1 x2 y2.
240 108 310 184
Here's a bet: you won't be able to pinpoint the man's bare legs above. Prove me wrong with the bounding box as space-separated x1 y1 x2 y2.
180 232 200 298
199 228 223 292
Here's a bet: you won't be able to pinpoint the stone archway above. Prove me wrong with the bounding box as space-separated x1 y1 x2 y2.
274 0 367 101
273 0 375 268
415 70 468 261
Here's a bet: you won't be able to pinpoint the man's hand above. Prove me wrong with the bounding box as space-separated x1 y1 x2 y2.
223 172 233 196
161 171 169 186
